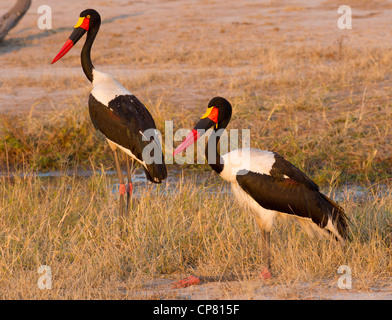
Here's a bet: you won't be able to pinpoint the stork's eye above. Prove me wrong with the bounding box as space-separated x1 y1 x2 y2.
87 15 90 19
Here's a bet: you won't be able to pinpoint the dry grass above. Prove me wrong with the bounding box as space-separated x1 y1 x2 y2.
0 168 391 299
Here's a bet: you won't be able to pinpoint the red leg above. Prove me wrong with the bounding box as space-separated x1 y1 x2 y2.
172 276 201 289
126 156 133 214
260 267 272 280
113 150 125 219
260 230 272 279
119 183 126 196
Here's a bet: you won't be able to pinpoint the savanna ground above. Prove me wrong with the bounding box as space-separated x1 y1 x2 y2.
0 0 392 299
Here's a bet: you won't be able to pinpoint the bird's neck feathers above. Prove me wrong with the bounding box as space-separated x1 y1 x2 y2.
81 24 100 82
205 128 225 174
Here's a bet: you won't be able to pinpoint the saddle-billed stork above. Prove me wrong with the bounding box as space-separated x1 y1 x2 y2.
52 9 167 218
172 97 349 287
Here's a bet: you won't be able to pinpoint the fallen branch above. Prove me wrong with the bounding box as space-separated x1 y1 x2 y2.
0 0 32 42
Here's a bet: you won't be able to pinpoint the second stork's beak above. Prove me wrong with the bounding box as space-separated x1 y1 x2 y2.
173 107 219 156
51 16 90 64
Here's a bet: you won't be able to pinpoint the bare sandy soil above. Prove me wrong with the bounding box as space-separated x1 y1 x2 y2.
134 278 392 300
2 0 392 114
1 0 392 300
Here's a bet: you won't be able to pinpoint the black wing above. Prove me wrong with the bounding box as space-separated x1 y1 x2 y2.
236 170 329 227
269 152 319 191
236 153 348 238
88 94 167 183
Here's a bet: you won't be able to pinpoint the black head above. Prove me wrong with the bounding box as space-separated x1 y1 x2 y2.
78 9 101 30
51 9 101 64
206 96 232 130
173 97 233 156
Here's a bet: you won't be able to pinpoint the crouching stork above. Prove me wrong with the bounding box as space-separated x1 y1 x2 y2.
172 97 349 287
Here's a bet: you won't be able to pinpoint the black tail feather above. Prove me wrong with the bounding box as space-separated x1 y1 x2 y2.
144 163 167 184
321 193 350 241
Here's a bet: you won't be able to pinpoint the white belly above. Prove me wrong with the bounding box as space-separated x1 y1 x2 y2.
106 138 147 169
231 182 277 232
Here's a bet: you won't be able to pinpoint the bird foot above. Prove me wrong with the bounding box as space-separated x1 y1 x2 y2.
259 267 272 280
172 276 201 289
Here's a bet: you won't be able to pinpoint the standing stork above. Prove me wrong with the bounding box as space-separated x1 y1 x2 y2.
52 9 167 218
172 97 349 287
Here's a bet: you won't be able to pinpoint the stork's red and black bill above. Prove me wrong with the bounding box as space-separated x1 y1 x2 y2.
51 16 90 64
173 107 219 156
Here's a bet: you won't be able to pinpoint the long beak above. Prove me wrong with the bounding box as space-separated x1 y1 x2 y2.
173 107 219 156
51 27 87 64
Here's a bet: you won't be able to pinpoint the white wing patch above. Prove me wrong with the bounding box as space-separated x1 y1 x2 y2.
91 69 132 106
220 148 276 183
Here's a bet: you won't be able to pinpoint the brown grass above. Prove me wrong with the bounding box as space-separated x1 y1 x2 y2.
0 169 391 299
